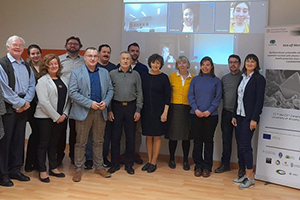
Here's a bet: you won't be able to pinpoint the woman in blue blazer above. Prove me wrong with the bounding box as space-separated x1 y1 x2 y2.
232 54 266 189
35 54 70 183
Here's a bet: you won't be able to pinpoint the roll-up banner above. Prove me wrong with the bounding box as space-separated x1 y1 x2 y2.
256 25 300 190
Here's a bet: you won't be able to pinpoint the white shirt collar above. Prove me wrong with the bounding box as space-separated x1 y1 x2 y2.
176 71 192 78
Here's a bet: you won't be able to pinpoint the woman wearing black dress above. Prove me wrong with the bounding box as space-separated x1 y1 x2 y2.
141 53 171 173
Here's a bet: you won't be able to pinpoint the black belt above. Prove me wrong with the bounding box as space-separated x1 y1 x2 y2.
113 100 136 106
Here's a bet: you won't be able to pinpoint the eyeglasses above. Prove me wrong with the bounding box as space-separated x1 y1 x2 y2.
229 61 239 64
86 55 99 59
67 43 80 46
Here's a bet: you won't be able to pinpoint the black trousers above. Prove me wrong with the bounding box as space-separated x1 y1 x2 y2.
111 101 136 168
37 118 66 172
103 121 113 158
25 101 39 169
191 115 218 171
0 111 28 176
220 109 236 167
56 118 70 164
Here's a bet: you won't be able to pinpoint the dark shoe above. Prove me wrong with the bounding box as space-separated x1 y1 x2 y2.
103 157 112 168
125 166 135 175
134 153 143 164
9 172 30 181
194 168 202 177
214 165 230 173
39 173 50 183
147 164 157 173
168 160 176 169
107 166 120 174
183 162 190 171
84 160 93 170
0 176 14 187
141 162 151 171
49 170 65 178
120 153 125 165
238 168 246 178
202 169 211 178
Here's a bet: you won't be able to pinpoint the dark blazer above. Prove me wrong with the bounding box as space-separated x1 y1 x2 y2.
233 73 266 123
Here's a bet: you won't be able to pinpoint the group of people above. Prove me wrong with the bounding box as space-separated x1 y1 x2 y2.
0 34 265 190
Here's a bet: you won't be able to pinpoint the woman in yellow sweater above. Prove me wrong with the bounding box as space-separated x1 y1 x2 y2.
165 56 195 170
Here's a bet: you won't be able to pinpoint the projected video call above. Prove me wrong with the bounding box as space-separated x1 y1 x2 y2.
123 0 268 71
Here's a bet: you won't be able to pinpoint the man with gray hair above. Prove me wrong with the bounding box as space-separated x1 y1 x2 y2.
108 51 143 175
0 35 35 187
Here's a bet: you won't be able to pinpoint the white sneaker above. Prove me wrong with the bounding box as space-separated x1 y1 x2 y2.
233 175 246 184
238 177 255 189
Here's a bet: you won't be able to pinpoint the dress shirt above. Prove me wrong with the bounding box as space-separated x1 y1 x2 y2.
0 53 35 110
86 66 101 102
59 53 85 82
236 72 254 117
109 67 143 113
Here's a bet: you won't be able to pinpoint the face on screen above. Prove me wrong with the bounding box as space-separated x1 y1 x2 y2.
233 2 249 25
183 8 194 27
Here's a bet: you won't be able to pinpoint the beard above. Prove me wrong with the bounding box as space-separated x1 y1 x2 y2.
67 48 80 54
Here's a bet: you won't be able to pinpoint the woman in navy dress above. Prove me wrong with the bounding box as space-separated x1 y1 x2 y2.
141 53 171 173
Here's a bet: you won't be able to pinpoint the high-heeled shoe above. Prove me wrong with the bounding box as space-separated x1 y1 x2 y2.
49 170 65 178
39 173 50 183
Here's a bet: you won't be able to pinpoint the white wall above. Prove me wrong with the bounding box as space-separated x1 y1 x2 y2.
1 0 300 163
